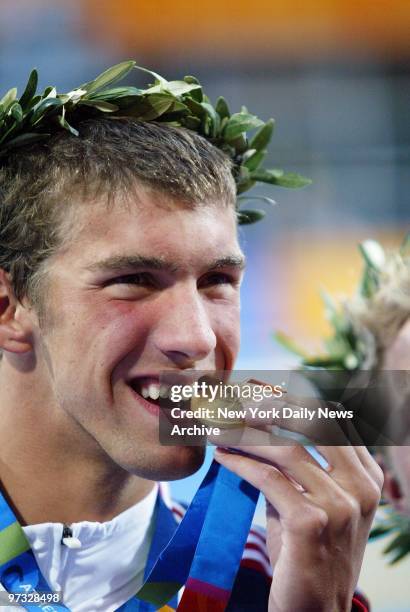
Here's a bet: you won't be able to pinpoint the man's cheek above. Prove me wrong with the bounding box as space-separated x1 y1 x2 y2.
214 307 240 369
223 330 240 369
89 301 154 359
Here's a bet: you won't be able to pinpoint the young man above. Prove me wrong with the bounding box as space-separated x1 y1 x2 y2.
346 243 410 535
0 78 382 610
381 319 410 517
280 236 410 567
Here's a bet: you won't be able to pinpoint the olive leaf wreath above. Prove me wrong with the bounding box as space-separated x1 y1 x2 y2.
0 60 311 224
275 234 410 564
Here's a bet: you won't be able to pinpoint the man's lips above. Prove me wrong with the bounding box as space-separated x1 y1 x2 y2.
127 381 165 417
126 371 208 408
126 371 204 389
126 375 182 418
126 375 196 422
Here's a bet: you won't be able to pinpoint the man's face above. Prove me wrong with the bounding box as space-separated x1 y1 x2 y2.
31 189 243 480
382 318 410 515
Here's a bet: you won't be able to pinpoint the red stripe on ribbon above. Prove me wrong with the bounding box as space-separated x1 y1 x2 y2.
177 577 231 611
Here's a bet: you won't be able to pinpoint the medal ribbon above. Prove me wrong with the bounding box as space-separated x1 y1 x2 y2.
0 461 259 611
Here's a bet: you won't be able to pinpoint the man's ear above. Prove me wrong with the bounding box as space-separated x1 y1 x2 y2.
0 269 33 354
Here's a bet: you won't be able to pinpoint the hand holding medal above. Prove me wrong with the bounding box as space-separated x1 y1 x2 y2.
181 375 384 611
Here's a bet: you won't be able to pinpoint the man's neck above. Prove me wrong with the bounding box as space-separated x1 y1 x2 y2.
0 360 156 526
0 457 156 526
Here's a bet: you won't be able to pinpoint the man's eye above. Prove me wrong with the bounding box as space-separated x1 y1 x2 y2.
106 273 155 287
200 273 238 288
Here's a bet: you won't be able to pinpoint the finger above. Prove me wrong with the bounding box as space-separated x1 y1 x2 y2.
224 444 368 524
240 394 352 446
211 422 383 499
316 445 366 475
217 441 346 498
352 445 384 489
213 447 330 540
209 424 354 495
315 445 382 514
214 445 379 538
313 419 383 488
213 447 310 517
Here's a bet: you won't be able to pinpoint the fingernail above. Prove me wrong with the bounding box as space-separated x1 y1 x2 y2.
214 447 229 455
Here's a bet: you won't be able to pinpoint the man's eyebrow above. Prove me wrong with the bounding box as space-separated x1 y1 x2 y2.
86 254 246 274
86 255 179 274
208 255 246 270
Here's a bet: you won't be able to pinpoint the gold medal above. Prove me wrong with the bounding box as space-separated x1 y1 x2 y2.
190 382 245 429
190 378 285 429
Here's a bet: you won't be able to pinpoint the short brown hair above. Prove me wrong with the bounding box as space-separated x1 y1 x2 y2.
0 118 235 304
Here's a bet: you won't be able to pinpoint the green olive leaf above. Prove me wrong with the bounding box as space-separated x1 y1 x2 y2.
251 168 311 188
249 119 275 151
359 240 386 271
223 111 264 141
273 172 312 188
19 69 38 110
236 209 266 224
369 524 395 539
383 532 410 556
183 115 201 130
241 148 257 161
182 97 206 119
215 96 230 120
183 75 200 84
0 88 18 116
134 64 168 86
10 103 23 123
359 266 379 299
0 61 312 225
243 149 266 171
30 98 63 125
237 194 276 207
42 86 56 98
389 546 410 565
139 93 175 120
78 99 119 112
183 76 203 102
273 331 309 358
200 102 220 137
250 168 283 182
57 114 80 136
82 60 136 94
302 356 346 368
236 179 256 195
166 99 189 114
87 86 142 100
231 133 249 155
165 80 202 97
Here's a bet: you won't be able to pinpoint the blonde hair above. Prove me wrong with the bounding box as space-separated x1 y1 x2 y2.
347 251 410 367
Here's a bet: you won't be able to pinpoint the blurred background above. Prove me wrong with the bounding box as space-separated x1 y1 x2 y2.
1 0 409 608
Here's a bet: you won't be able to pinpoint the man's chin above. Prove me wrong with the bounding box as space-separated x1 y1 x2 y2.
127 445 207 481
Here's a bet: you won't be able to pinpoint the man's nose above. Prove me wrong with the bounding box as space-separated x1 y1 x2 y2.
152 286 217 366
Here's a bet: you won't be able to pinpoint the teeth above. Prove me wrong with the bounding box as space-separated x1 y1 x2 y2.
148 384 160 400
159 385 169 398
138 381 165 400
134 380 174 401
